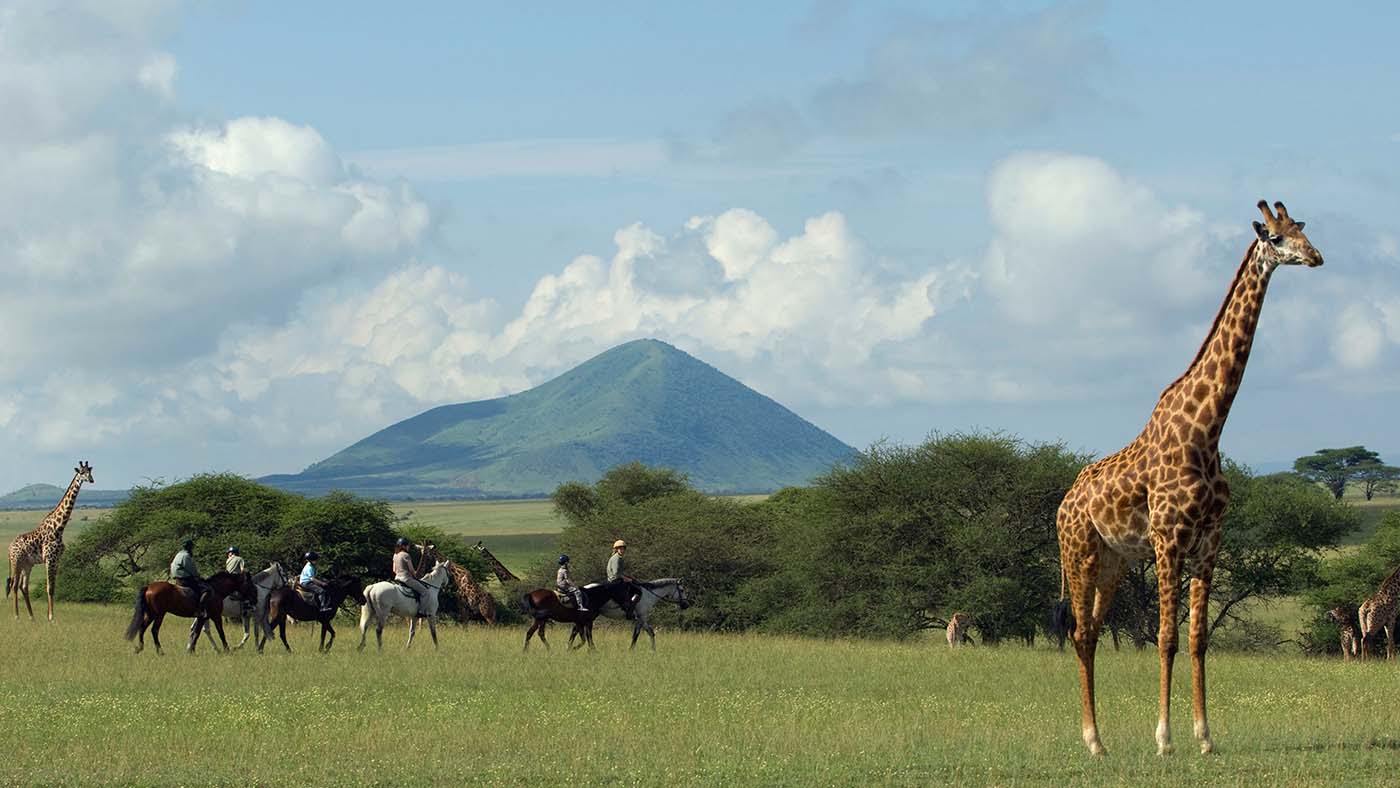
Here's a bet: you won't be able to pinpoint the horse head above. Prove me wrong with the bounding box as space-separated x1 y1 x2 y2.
334 576 367 606
422 559 451 587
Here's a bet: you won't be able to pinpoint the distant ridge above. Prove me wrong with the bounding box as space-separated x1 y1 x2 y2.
0 483 127 511
262 339 857 498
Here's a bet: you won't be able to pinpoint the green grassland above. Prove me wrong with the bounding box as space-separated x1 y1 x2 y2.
3 605 1399 785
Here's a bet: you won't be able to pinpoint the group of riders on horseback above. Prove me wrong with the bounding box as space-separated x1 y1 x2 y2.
169 536 637 622
555 538 640 616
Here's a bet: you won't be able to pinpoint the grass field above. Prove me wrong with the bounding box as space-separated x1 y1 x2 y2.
3 605 1400 785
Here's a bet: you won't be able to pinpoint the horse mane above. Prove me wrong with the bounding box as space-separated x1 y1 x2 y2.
206 570 237 582
638 578 680 588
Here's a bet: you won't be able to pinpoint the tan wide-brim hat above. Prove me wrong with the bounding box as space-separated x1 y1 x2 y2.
613 539 627 549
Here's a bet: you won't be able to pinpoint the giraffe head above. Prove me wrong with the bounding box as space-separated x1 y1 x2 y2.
74 461 94 484
1326 606 1353 626
1252 200 1323 269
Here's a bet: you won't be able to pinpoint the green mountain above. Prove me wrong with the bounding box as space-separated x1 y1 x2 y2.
0 483 128 510
262 339 856 498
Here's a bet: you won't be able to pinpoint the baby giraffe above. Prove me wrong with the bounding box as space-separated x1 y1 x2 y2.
1326 606 1359 662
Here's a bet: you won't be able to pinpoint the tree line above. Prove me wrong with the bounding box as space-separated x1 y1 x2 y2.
547 436 1374 652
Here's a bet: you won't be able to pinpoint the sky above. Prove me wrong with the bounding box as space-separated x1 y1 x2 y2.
3 0 1400 492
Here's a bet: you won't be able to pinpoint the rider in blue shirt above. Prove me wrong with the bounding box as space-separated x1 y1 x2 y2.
298 550 330 610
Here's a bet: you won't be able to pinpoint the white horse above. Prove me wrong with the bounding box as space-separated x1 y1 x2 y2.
570 578 689 650
357 560 451 651
197 562 287 650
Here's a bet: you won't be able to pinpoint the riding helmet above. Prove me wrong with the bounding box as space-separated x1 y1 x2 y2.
304 550 319 561
613 539 627 549
182 538 194 550
557 554 570 565
396 537 411 548
227 546 239 554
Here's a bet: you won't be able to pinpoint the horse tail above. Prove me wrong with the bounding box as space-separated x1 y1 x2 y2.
359 593 373 630
124 586 149 641
520 592 536 614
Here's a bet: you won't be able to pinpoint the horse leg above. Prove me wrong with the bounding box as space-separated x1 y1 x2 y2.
406 616 418 650
428 616 438 648
212 613 230 652
187 616 204 653
235 609 250 649
151 612 165 655
322 620 336 653
646 623 657 651
524 621 537 651
358 600 371 651
630 619 642 650
537 621 550 651
586 622 595 651
278 616 292 653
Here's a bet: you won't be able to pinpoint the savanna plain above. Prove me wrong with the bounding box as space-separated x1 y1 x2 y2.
3 605 1400 786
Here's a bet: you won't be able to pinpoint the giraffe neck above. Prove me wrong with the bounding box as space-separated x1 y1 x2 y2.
44 472 86 538
1157 240 1274 440
1378 564 1400 598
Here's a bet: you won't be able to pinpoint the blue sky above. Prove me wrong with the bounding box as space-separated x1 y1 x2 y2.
2 0 1399 491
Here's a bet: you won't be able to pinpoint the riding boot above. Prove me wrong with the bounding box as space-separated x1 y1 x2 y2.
572 590 588 612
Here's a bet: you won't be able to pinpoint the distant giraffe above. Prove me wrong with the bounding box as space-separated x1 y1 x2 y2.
946 612 971 648
475 541 519 583
7 461 94 621
1326 606 1359 662
416 543 497 624
1057 201 1323 756
1358 565 1400 661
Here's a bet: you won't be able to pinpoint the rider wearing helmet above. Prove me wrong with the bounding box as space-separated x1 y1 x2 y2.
298 550 330 611
392 537 429 616
224 546 246 574
170 538 211 609
555 554 587 612
607 539 639 618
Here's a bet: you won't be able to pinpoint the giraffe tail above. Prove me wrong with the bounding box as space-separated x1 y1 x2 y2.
124 586 149 641
3 576 10 599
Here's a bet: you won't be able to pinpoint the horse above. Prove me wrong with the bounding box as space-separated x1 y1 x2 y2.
568 578 689 651
199 562 286 650
264 576 366 653
357 560 452 651
521 581 633 651
124 571 256 655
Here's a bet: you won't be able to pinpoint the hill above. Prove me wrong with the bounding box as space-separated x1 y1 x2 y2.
262 339 856 498
0 483 128 511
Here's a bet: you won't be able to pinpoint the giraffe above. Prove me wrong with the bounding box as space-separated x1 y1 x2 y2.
1057 200 1322 757
474 540 519 583
6 461 94 621
1357 565 1400 661
1326 606 1360 662
416 543 497 624
946 612 971 648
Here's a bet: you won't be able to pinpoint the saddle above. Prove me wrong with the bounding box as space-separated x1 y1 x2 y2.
554 590 577 608
392 579 420 600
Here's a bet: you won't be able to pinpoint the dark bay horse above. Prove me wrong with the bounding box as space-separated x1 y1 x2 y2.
124 571 256 655
265 577 366 653
521 582 631 651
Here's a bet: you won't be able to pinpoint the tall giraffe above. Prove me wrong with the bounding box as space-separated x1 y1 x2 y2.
6 461 94 621
1057 201 1322 756
474 541 519 583
1357 565 1400 660
416 543 497 624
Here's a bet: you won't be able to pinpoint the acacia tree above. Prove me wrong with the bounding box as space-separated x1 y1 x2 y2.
1354 464 1400 501
1293 446 1384 499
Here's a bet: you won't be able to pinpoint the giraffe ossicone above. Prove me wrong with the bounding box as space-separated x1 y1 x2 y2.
1056 200 1322 756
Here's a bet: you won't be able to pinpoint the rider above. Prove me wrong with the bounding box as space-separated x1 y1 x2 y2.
298 550 331 611
556 554 588 612
392 537 429 616
606 539 639 617
225 546 251 614
170 538 210 609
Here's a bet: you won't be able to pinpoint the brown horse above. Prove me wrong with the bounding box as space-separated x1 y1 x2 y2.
521 582 632 651
265 577 366 653
124 571 255 655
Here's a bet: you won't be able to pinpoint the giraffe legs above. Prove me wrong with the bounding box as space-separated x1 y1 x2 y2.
20 571 35 620
1188 570 1215 754
1061 513 1128 757
44 557 58 622
1152 540 1184 756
